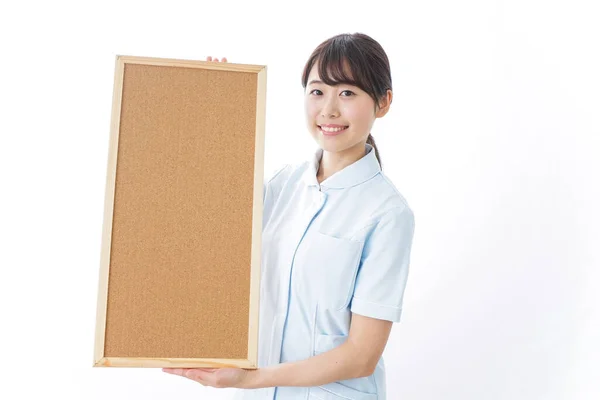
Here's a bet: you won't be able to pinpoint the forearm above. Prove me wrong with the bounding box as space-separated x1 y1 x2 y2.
240 342 369 389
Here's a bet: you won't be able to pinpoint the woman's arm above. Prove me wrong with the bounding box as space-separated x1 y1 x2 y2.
240 313 393 389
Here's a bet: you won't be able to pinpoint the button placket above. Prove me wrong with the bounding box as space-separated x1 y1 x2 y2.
275 190 327 366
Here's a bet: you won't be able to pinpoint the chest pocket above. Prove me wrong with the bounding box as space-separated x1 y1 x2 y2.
304 232 364 311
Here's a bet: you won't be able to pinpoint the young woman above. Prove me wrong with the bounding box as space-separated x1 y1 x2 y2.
164 32 416 400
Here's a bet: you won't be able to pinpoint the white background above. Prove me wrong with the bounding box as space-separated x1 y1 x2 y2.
0 0 598 399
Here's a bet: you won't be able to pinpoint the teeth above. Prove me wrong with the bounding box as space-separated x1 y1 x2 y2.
320 126 347 132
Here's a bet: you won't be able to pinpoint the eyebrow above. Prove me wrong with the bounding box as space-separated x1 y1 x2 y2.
307 79 323 86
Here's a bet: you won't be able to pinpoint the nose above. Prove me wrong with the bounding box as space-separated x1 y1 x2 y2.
320 95 340 118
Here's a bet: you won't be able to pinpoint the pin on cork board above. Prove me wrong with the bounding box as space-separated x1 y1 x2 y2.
93 55 267 369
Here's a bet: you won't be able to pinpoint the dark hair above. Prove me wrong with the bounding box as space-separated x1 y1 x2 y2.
301 32 392 168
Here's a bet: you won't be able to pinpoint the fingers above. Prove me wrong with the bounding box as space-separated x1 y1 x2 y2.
163 368 185 375
205 56 228 62
185 369 205 380
163 368 211 386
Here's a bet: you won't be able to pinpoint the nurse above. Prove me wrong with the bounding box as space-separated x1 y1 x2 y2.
164 32 416 400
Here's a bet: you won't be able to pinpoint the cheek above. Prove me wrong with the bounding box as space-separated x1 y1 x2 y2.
339 105 359 123
304 101 319 120
343 103 372 125
304 103 317 131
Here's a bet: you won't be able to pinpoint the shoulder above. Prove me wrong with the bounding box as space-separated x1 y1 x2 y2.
375 172 415 224
371 171 412 210
347 172 415 240
265 163 292 185
265 158 311 188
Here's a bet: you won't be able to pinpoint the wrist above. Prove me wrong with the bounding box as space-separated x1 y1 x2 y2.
240 368 264 389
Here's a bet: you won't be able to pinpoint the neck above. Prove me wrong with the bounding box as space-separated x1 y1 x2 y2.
317 142 367 183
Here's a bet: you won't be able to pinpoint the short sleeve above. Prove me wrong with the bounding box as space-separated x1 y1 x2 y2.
263 164 286 205
263 163 290 217
350 205 416 322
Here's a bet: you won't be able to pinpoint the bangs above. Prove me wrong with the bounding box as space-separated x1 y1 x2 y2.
303 36 372 95
317 52 358 87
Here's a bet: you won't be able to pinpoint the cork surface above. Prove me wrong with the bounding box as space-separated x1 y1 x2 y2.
103 61 259 360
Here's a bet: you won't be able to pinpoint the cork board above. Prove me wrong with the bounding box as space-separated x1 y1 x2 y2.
93 55 266 369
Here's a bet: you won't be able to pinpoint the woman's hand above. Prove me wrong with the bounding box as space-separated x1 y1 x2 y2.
206 56 228 62
162 367 250 388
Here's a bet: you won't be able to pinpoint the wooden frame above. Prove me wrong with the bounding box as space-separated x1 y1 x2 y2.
93 55 267 368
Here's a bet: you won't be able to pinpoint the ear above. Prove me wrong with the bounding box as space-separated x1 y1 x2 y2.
375 90 393 118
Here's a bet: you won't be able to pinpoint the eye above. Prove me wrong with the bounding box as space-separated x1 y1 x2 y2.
340 90 355 96
309 89 323 95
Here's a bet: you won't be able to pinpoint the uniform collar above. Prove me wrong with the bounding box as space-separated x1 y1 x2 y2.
302 143 381 189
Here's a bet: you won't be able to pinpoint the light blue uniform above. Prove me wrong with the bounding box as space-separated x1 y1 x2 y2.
235 143 415 400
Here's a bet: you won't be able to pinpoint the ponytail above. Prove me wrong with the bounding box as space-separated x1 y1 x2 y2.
367 134 382 169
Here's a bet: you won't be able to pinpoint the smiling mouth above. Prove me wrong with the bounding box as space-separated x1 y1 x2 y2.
319 125 349 134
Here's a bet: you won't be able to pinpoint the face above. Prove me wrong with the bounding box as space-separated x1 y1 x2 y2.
304 62 387 156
